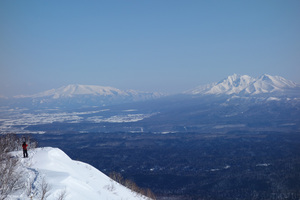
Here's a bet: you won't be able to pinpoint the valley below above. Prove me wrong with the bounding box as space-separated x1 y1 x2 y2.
34 131 300 200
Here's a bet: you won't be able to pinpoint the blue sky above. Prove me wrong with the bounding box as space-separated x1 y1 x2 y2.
1 0 299 96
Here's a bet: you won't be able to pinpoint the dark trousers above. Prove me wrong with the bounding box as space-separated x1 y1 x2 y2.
23 149 28 158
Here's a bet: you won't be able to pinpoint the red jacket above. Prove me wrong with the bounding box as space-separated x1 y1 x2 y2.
22 143 28 150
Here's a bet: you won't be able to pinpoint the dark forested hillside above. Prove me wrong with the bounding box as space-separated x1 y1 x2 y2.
35 131 300 200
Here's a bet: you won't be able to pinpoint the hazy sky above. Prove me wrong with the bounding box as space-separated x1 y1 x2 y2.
1 0 299 96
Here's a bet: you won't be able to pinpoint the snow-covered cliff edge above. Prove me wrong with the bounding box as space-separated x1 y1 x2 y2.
9 147 150 200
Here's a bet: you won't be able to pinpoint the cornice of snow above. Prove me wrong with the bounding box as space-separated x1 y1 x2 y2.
9 147 149 200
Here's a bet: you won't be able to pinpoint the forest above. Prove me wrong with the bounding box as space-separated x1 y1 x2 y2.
34 131 300 200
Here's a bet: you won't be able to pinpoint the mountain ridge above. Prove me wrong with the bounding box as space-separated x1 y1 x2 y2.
186 74 299 96
1 74 299 110
5 74 300 99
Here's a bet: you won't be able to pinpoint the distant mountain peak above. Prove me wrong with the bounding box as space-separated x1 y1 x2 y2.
208 74 255 95
51 84 127 98
13 84 164 108
16 84 135 99
186 74 299 96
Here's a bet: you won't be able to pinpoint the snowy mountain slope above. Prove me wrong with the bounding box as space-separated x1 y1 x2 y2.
9 147 150 200
186 74 300 96
245 74 298 94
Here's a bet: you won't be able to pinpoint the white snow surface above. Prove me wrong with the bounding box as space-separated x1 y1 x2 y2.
9 147 149 200
186 74 299 95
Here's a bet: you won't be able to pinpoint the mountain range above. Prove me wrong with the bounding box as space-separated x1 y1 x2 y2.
0 74 299 134
8 74 300 102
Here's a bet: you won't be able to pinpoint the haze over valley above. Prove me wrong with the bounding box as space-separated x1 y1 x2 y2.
1 74 299 134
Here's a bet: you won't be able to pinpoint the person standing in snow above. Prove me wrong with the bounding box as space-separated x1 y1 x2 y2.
22 142 28 158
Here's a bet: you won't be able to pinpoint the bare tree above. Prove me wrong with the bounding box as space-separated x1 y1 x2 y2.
109 171 156 199
0 133 19 153
0 133 23 200
109 172 124 183
21 135 38 150
25 177 34 197
40 177 51 200
56 188 67 200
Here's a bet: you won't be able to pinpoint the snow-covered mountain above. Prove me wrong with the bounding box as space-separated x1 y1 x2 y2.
9 147 150 200
16 85 128 99
12 84 163 108
16 84 162 99
186 74 299 96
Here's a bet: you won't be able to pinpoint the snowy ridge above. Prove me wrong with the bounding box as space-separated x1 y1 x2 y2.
10 147 150 200
186 74 299 95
